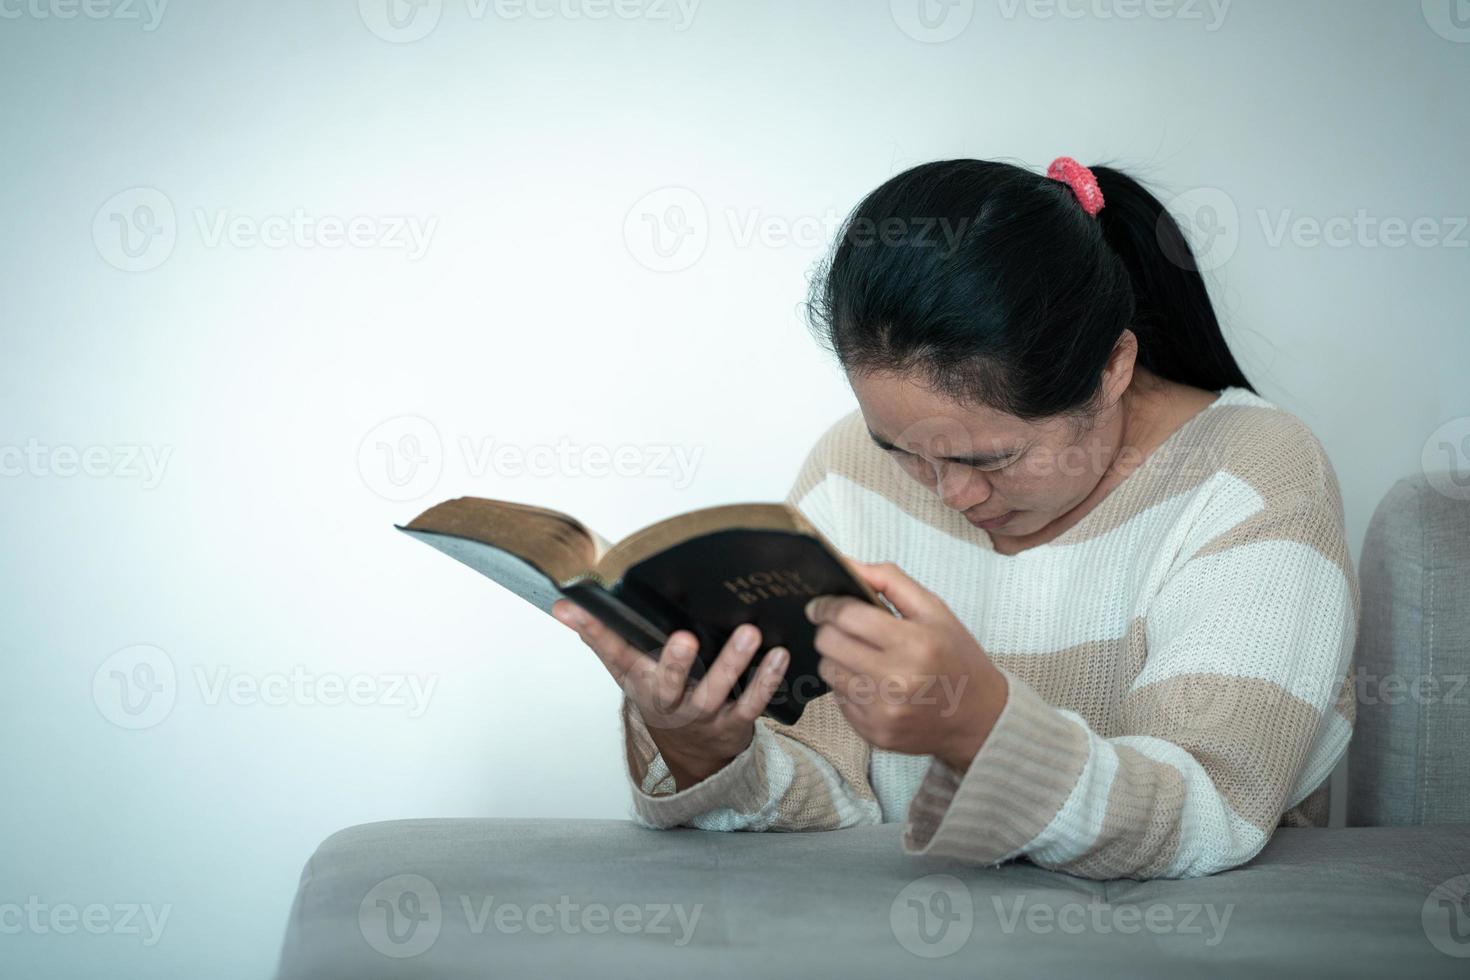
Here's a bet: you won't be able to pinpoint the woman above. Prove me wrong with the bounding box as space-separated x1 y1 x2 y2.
552 158 1356 880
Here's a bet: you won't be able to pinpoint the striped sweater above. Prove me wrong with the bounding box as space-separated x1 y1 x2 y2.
621 387 1358 879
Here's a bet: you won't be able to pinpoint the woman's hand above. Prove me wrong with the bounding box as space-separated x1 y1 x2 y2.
551 599 790 789
806 561 1009 772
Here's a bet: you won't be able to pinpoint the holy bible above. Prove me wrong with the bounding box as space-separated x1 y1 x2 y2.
397 497 886 724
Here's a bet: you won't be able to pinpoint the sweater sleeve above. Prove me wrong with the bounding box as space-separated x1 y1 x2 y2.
620 694 881 831
618 417 883 832
901 458 1358 879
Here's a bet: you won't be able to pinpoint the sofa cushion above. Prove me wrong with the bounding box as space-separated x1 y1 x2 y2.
276 818 1470 978
1349 473 1470 825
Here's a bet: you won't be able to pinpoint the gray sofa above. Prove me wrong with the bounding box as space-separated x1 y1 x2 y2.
276 474 1470 978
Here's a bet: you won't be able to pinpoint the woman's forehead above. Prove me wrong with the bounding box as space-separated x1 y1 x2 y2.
850 370 1045 443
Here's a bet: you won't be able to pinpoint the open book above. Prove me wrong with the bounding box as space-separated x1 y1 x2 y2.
397 497 885 725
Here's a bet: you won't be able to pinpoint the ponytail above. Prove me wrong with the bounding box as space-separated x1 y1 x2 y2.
808 158 1253 423
1090 166 1255 394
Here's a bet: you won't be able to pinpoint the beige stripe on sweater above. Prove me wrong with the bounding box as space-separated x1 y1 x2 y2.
621 387 1356 879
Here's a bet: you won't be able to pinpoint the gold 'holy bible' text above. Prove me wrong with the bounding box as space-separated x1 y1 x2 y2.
722 569 820 606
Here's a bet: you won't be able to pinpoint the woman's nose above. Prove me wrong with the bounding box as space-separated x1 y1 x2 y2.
936 462 991 511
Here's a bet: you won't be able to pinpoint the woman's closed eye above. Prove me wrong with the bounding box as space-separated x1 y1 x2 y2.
974 454 1021 473
880 443 1016 472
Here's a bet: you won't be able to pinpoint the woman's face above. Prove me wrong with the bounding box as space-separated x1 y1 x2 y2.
848 366 1132 539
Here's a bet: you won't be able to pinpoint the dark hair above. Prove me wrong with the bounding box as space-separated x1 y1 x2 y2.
806 159 1254 420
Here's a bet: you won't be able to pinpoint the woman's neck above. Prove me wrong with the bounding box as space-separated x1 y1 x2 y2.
988 372 1220 556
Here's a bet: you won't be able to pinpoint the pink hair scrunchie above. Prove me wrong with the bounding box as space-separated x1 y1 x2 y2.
1046 156 1105 217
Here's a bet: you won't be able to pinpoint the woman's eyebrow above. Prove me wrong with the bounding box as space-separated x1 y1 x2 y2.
866 428 1020 465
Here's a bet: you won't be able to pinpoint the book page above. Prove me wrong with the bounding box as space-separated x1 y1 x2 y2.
399 529 567 612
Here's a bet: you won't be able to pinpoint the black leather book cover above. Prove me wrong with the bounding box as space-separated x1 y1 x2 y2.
398 499 885 726
594 528 875 726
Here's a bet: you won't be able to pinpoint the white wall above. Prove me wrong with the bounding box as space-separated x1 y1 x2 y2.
2 2 1466 976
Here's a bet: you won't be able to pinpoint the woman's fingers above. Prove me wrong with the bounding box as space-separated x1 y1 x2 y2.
817 654 857 696
554 606 784 727
654 630 700 710
849 560 941 620
688 623 762 716
811 620 885 675
805 596 901 653
724 646 789 724
552 600 652 688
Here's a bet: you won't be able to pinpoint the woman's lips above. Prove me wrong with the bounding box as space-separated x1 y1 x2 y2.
971 509 1019 530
